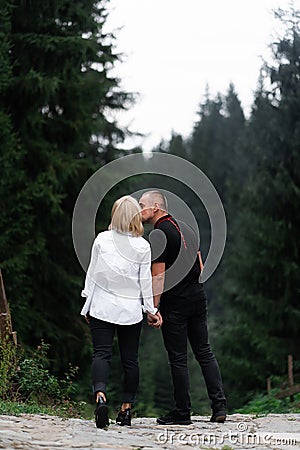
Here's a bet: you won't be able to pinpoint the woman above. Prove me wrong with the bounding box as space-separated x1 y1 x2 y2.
81 195 161 428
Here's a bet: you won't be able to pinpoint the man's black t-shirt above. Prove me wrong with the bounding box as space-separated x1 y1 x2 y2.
150 214 202 305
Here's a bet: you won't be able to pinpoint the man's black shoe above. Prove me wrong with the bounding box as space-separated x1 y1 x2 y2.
210 411 226 423
116 408 131 426
95 396 109 428
157 410 192 425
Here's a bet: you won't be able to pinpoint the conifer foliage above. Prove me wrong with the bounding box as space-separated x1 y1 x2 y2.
1 2 299 414
215 7 300 407
152 7 300 411
0 0 130 373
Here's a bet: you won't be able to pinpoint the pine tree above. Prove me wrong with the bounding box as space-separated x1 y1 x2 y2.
190 85 245 203
0 2 30 332
168 132 188 158
217 6 300 408
0 0 132 378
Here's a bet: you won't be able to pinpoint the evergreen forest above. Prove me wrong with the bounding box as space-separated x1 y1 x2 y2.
0 1 299 416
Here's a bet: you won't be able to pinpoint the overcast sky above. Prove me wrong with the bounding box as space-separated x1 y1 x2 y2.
104 0 298 151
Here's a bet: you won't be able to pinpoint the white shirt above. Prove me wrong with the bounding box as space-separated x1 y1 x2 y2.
81 230 156 325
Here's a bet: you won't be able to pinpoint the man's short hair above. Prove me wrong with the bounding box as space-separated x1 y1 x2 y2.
144 190 168 211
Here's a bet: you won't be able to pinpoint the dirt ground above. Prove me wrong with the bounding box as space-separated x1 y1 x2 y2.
0 413 299 450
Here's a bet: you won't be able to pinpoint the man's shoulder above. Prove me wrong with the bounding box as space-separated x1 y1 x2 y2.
156 216 187 238
156 216 176 231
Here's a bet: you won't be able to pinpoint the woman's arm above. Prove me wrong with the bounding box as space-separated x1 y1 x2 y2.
81 239 99 298
139 246 157 315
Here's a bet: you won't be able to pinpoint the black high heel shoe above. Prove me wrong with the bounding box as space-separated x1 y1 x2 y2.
95 395 109 428
116 408 131 426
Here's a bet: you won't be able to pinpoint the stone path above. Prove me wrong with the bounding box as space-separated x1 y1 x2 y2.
0 413 299 449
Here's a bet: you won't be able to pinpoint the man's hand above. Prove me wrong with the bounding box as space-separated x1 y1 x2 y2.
147 311 163 328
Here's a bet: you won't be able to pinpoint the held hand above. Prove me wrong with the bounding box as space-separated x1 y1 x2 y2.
147 311 163 328
147 312 159 327
156 311 163 327
84 314 90 324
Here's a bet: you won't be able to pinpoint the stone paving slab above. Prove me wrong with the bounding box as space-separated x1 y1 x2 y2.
0 413 299 450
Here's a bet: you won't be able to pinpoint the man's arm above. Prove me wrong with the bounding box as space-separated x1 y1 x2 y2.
197 250 204 273
151 262 165 308
147 261 165 328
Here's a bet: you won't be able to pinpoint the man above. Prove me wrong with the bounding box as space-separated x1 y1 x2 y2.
139 190 227 425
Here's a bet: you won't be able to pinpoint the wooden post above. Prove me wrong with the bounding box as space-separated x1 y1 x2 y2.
0 269 17 344
288 354 294 402
275 355 300 400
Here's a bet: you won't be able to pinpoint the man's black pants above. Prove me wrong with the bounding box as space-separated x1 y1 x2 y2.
160 286 226 415
89 316 142 404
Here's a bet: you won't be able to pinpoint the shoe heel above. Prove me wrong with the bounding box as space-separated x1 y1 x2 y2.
215 414 226 423
116 408 131 426
95 397 109 429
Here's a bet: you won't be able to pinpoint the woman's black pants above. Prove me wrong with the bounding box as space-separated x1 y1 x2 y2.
89 316 142 404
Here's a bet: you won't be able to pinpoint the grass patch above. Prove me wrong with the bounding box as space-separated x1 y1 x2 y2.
0 399 91 419
235 390 300 415
0 338 93 419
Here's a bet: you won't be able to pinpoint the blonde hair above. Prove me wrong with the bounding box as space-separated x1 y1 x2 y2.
109 196 143 237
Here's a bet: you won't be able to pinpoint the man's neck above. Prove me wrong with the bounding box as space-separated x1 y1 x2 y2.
151 211 169 226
